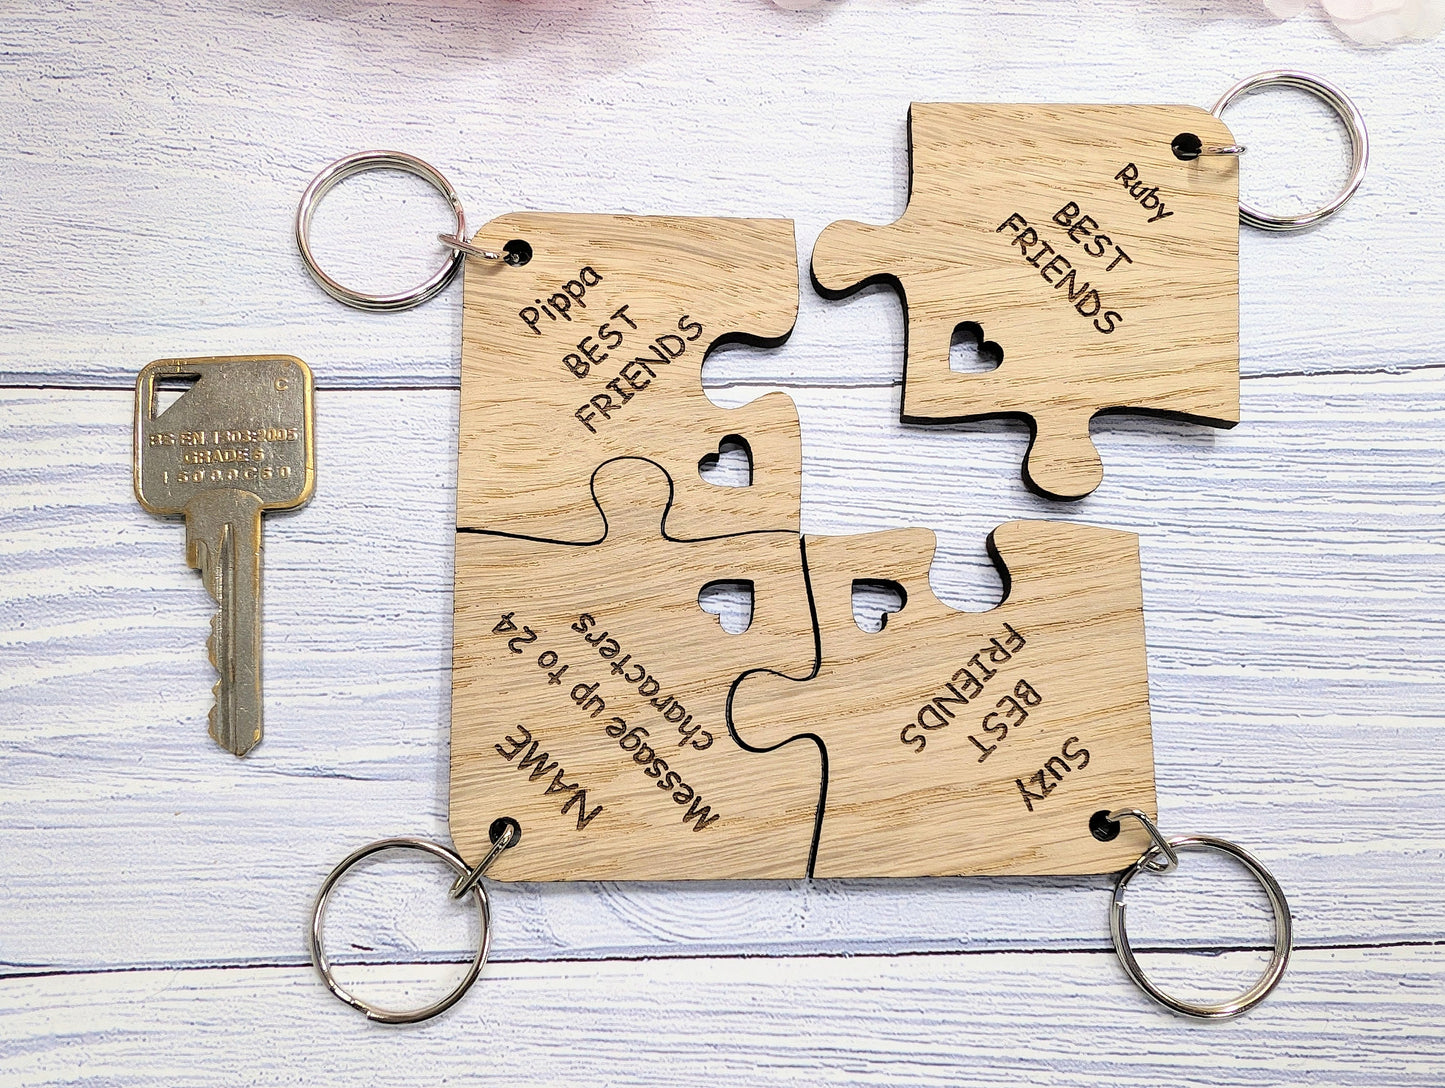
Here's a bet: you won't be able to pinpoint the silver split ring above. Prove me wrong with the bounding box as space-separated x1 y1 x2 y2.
1111 833 1293 1019
1212 70 1368 231
295 150 472 311
309 836 493 1024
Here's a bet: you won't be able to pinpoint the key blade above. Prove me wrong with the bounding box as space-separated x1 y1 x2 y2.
187 490 265 757
135 354 315 757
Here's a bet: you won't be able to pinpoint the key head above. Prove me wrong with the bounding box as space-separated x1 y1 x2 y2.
135 355 316 516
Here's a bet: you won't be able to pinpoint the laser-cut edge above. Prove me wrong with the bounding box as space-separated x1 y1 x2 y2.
727 520 1159 879
456 454 802 547
452 454 827 879
724 524 1022 879
456 212 806 537
809 102 1241 502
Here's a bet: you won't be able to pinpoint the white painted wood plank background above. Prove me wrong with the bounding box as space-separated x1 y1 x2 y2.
2 0 1443 1084
2 0 1442 388
6 949 1445 1087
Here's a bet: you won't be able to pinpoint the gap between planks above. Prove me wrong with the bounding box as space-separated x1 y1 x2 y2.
2 361 1444 395
6 937 1444 984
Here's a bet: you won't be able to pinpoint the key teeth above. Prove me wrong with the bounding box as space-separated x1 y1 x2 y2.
185 497 265 758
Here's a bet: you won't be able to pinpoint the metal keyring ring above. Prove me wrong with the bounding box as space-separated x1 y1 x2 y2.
1212 70 1368 232
309 836 491 1024
295 151 468 312
1111 834 1293 1019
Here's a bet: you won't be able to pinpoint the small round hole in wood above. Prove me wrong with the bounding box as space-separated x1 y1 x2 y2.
504 239 533 266
489 816 522 848
1090 809 1122 842
1171 132 1203 161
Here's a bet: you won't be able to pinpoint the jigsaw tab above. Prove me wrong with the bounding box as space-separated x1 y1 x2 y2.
450 457 822 881
813 103 1241 500
730 521 1158 878
458 213 803 542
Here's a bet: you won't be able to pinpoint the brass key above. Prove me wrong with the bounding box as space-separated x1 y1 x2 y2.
134 356 315 756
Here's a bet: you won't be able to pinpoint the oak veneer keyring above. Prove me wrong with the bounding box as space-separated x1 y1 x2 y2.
295 149 806 542
813 70 1369 500
296 153 1293 1022
309 480 1293 1023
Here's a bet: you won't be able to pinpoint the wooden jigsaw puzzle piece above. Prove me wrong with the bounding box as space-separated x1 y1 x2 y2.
813 103 1240 500
458 213 803 542
451 457 822 881
729 521 1157 878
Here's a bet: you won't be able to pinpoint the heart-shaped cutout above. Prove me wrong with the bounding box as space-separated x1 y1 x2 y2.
698 579 754 635
851 579 906 633
949 320 1003 374
698 435 753 488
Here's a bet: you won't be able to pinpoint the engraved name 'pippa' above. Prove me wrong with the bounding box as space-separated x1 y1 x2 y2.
505 261 709 435
491 612 722 833
899 623 1027 753
517 266 604 334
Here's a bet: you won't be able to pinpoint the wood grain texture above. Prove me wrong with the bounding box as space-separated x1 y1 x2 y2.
731 522 1156 877
2 2 1443 1076
814 104 1240 499
5 947 1445 1087
458 213 802 541
3 369 1442 974
451 457 821 880
1 3 1439 390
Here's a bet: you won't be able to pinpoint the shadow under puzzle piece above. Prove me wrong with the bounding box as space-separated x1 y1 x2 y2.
813 103 1240 500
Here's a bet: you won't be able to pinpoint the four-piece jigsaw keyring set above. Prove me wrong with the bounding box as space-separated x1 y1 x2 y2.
132 71 1367 1025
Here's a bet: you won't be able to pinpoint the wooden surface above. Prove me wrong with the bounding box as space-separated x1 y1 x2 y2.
452 457 821 880
2 1 1443 1084
814 104 1240 500
458 213 802 541
731 522 1157 878
7 948 1445 1087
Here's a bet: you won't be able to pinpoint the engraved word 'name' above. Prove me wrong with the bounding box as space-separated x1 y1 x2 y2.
495 723 605 831
491 612 722 834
